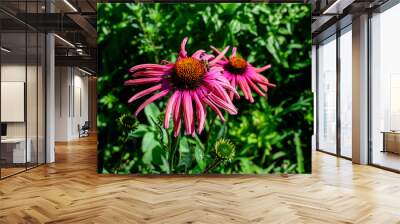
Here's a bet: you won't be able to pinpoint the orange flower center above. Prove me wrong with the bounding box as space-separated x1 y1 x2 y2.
228 56 247 73
174 58 206 89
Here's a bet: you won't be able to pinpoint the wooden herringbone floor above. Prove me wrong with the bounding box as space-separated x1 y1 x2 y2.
1 135 400 224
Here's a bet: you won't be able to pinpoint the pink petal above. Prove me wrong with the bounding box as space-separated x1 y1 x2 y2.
210 45 228 61
229 78 236 100
237 76 249 100
232 47 237 57
209 46 230 66
173 92 182 137
132 71 167 78
192 50 206 60
241 76 254 102
202 97 225 122
205 81 232 105
208 93 237 115
214 78 239 98
182 91 194 135
251 72 275 87
164 91 179 129
259 83 268 92
237 76 254 103
129 64 170 73
209 66 225 73
258 82 276 92
174 116 181 137
254 64 272 73
179 37 188 59
192 91 205 134
246 76 266 97
124 77 163 86
201 54 215 61
134 89 169 116
128 84 163 103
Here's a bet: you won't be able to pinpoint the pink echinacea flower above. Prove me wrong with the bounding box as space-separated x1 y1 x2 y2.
211 46 276 103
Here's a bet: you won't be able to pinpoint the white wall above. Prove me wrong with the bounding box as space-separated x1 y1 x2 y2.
55 66 89 141
312 45 316 151
1 63 46 164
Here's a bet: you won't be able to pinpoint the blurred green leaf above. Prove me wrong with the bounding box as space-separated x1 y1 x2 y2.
144 103 161 127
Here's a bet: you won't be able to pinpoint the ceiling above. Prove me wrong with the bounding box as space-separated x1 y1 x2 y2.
310 0 390 43
0 0 97 74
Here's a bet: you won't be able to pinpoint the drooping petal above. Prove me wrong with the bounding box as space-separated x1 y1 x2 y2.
259 83 268 92
134 89 170 116
253 74 276 87
173 92 182 137
179 37 188 59
164 91 179 129
214 77 239 98
229 78 236 100
205 81 233 106
208 93 237 115
209 46 230 66
202 97 225 122
124 77 163 86
174 116 181 137
254 64 272 73
239 76 254 102
237 76 250 101
192 91 205 134
128 84 163 103
242 77 254 103
246 76 266 97
182 91 194 135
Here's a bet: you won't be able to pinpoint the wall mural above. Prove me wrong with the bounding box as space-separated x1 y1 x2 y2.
97 3 312 174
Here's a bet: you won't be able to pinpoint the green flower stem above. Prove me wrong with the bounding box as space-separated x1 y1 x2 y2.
203 158 223 174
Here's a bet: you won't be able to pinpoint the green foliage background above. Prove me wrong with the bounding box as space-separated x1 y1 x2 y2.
97 3 312 174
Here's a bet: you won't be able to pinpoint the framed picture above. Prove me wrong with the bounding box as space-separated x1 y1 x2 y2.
97 3 312 174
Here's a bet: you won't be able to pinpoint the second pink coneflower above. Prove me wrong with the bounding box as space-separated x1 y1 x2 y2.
125 37 238 137
212 46 276 103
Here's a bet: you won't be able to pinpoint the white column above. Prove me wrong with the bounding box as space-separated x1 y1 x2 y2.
352 14 369 164
46 32 55 163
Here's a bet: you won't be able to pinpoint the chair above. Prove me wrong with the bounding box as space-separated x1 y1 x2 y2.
78 121 90 138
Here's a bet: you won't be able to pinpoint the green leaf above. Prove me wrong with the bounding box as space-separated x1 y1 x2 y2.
128 124 150 138
179 136 190 153
177 151 192 171
142 132 158 165
152 145 164 165
177 137 193 170
272 151 286 160
144 103 160 127
294 133 305 173
194 145 206 170
159 155 170 174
